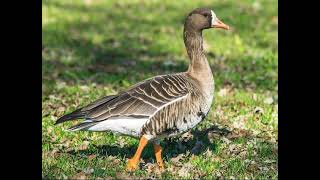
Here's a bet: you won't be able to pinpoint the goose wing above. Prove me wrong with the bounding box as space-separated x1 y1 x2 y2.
56 74 195 130
86 74 191 120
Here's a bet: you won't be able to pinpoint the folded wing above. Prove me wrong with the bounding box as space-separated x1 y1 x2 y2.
55 74 194 132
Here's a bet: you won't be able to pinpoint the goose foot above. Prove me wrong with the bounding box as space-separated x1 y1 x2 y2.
126 159 140 171
154 142 165 171
126 135 149 171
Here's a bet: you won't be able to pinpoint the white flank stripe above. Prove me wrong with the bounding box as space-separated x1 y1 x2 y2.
87 118 149 137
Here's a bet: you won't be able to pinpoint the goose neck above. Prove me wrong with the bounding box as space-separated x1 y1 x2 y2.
183 28 213 82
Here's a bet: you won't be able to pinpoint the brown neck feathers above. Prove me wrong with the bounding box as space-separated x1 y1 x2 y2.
183 25 212 79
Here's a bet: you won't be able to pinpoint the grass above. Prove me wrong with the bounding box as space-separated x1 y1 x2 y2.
42 0 278 179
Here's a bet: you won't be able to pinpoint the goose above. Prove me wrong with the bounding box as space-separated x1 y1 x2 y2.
55 7 229 171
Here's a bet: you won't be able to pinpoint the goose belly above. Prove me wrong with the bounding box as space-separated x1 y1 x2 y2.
174 113 206 135
171 101 213 137
87 118 149 137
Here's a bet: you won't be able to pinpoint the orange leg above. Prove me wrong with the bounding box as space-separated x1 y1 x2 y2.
126 135 149 171
153 142 165 170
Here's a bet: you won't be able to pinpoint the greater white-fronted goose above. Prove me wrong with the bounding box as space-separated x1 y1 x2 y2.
55 7 229 171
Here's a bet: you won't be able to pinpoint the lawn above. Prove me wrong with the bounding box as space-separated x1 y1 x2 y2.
42 0 278 179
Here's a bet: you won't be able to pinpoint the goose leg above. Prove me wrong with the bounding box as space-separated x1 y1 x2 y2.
153 140 165 170
126 135 149 171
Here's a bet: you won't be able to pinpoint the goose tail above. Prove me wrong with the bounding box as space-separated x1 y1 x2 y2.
66 121 99 132
55 108 86 125
54 95 118 125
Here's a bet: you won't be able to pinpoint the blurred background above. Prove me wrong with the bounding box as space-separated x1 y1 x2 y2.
43 0 278 179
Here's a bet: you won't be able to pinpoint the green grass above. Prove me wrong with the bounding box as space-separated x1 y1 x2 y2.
42 0 278 179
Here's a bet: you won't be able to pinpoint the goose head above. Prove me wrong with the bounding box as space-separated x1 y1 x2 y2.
185 8 230 31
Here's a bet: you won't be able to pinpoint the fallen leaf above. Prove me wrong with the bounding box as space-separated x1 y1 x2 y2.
228 144 237 152
218 88 228 97
178 162 193 177
258 166 269 172
228 143 247 157
72 172 87 180
171 154 185 166
117 137 127 148
83 168 94 174
264 97 274 104
253 150 257 156
232 115 247 129
50 149 59 157
83 141 90 146
239 150 247 158
50 115 57 121
145 162 156 174
215 171 222 177
112 158 121 165
47 127 53 134
207 131 221 142
204 149 213 157
221 137 231 144
190 154 196 160
115 172 140 180
181 131 193 142
145 162 163 175
105 155 121 165
166 164 178 175
56 81 66 90
79 141 90 151
80 85 90 92
227 129 250 139
252 93 258 101
88 154 96 161
55 106 66 117
264 159 276 164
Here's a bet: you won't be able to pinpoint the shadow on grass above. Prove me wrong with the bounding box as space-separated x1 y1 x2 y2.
66 125 276 164
43 1 277 95
43 1 189 87
66 126 226 160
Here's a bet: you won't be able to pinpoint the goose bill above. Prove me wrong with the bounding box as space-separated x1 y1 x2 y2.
212 19 230 30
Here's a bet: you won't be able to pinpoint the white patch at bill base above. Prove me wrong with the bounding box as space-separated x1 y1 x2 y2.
211 10 217 26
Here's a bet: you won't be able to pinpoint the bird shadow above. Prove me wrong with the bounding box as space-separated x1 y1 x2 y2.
66 125 232 162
